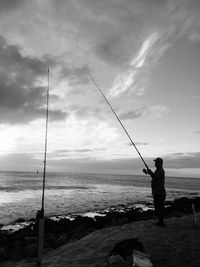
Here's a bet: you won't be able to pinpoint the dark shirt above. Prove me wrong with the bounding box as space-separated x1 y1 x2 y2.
150 167 166 196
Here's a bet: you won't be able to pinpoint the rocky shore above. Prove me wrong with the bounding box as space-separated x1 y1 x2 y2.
0 197 199 263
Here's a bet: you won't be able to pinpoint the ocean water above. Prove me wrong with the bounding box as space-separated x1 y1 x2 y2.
0 171 199 225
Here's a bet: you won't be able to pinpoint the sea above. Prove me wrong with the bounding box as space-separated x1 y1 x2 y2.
0 171 200 226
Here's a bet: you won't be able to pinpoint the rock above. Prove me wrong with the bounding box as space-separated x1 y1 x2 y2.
24 236 37 245
0 247 7 261
108 254 125 265
23 243 37 257
71 216 97 230
117 217 128 226
194 197 200 212
173 197 192 213
54 234 69 248
44 218 72 234
70 230 90 241
44 234 57 247
125 208 143 221
94 211 125 228
165 210 184 218
94 215 108 228
8 245 24 261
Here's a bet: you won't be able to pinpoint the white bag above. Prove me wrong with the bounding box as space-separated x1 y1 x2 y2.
133 250 153 267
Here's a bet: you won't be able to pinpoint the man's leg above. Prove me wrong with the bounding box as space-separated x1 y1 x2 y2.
154 195 166 226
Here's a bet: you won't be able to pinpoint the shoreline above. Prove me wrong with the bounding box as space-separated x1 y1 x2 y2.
0 196 200 264
1 191 199 232
0 201 153 232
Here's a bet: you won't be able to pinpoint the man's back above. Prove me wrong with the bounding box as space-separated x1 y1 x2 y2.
151 167 166 195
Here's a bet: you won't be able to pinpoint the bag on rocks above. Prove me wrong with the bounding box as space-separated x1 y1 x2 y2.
132 250 153 267
108 238 153 266
109 238 144 261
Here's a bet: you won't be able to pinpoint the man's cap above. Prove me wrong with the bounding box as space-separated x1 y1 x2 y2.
153 157 163 164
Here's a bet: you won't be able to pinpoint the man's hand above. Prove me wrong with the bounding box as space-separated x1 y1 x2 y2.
147 168 153 175
143 168 153 175
143 169 147 174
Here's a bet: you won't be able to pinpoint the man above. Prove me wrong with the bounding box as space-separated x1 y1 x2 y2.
143 157 166 227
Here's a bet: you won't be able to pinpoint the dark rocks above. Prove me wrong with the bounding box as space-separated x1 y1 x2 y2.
0 247 7 261
70 230 91 241
54 234 69 248
44 234 57 248
24 236 37 245
0 196 199 263
8 245 24 261
172 197 192 213
94 211 128 228
23 243 37 257
165 210 184 218
45 217 72 234
118 217 129 226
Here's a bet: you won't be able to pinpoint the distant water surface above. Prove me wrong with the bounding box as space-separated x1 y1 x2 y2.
0 171 199 225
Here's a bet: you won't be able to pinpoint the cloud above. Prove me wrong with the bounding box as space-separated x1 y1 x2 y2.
147 105 170 119
0 105 67 125
104 0 200 97
48 148 107 159
0 36 68 124
68 104 109 121
119 109 144 120
40 156 145 174
59 65 90 85
164 152 200 169
0 0 25 12
119 104 169 120
109 32 172 97
1 150 199 174
1 0 200 95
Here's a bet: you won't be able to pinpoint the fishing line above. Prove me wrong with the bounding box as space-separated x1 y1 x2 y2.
89 74 149 170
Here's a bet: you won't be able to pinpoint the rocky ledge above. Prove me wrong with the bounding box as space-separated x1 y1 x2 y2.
0 197 199 262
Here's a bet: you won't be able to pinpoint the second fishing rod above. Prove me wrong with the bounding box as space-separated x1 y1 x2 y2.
89 74 149 170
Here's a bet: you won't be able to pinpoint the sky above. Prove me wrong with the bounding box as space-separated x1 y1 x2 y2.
0 0 199 177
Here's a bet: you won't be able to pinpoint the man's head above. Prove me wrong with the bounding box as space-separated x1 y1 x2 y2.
154 157 163 167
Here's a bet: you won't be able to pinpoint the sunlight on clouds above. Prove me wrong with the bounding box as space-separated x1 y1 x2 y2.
0 115 119 161
130 33 159 68
109 70 137 97
47 116 119 152
109 32 159 97
19 116 119 161
0 126 17 153
146 105 170 119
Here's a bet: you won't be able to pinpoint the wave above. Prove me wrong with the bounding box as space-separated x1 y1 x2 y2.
46 185 93 190
0 185 93 192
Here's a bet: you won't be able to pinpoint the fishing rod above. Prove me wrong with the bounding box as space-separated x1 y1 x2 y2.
89 74 149 170
41 68 50 213
36 68 50 267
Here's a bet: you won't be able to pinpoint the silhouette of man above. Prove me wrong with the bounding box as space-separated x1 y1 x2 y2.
143 158 166 227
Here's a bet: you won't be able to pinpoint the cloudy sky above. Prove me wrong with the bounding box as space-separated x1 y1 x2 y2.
0 0 199 177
